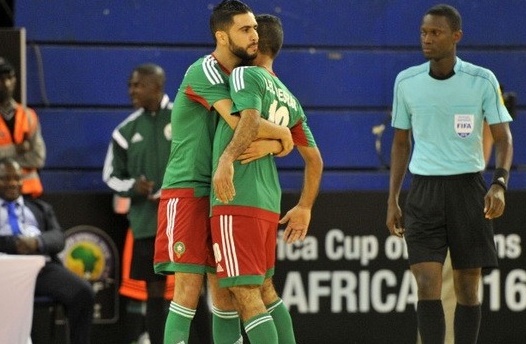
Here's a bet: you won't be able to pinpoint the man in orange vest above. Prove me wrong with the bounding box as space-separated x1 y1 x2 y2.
0 57 45 198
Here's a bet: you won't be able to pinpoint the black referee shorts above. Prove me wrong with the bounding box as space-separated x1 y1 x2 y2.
404 172 498 269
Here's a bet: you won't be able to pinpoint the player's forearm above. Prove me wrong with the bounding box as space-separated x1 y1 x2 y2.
226 115 286 143
298 167 322 210
256 119 289 141
220 109 260 163
297 146 323 209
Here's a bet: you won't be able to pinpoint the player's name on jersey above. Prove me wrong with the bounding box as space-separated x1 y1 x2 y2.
264 78 298 110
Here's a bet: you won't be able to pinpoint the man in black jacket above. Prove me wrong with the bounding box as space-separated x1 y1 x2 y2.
0 157 95 344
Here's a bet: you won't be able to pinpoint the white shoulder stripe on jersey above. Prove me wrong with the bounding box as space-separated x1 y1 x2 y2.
105 176 135 192
202 55 223 85
232 67 247 92
112 130 129 150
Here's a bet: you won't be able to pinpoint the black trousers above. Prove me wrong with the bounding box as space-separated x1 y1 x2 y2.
34 261 95 344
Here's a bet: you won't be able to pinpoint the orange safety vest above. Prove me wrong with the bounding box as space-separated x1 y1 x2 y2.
119 229 174 301
0 104 43 197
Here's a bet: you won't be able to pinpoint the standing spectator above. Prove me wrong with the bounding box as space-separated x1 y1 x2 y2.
0 56 46 198
103 63 175 344
386 4 513 344
0 157 94 344
212 14 323 343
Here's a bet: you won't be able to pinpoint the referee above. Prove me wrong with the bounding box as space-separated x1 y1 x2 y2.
386 4 513 344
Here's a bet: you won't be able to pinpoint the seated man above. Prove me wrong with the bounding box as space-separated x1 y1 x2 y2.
0 157 95 344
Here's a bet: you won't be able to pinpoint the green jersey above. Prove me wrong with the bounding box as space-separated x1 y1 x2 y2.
103 95 172 239
211 66 316 215
162 55 231 197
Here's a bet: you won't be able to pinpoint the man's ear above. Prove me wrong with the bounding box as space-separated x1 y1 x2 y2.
454 29 463 44
215 31 228 46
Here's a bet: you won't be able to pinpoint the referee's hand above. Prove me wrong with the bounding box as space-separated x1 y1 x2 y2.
484 184 506 219
386 202 405 237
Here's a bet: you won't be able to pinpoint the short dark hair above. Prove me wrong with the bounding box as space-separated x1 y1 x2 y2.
255 14 283 58
132 63 166 87
425 4 462 31
209 0 253 41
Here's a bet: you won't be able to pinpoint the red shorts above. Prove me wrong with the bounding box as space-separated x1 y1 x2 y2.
154 189 215 275
211 205 279 288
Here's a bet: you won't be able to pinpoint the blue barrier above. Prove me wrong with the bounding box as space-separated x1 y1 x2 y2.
39 169 526 193
16 0 526 46
26 46 526 107
15 0 526 193
38 109 391 169
37 108 526 171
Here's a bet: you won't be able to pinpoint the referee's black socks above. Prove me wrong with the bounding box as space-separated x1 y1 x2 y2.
417 300 445 344
454 303 481 344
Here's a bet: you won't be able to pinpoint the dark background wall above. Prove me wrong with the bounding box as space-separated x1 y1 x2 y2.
0 0 14 27
8 0 526 193
42 191 526 344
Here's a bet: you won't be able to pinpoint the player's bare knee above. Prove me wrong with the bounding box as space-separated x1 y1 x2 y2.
228 285 265 320
261 278 279 305
173 272 204 307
